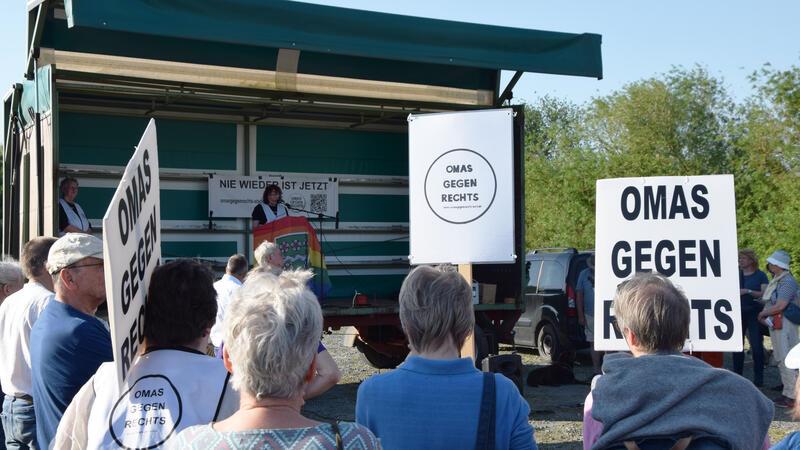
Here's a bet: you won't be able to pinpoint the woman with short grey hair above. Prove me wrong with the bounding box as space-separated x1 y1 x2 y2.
172 268 378 450
356 265 536 449
0 257 24 303
253 240 283 272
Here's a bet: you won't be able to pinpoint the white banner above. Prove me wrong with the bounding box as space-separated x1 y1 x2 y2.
594 175 741 352
208 174 338 219
408 109 515 265
102 119 161 386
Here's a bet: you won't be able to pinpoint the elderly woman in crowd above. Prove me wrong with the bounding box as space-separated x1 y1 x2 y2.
757 250 799 409
0 257 24 303
172 268 378 449
733 248 769 386
356 265 536 450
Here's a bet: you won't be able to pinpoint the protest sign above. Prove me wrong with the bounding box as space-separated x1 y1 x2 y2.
207 174 338 219
594 175 741 352
408 108 515 265
102 119 161 385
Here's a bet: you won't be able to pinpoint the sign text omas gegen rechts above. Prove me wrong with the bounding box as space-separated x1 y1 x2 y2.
103 119 161 385
594 175 742 352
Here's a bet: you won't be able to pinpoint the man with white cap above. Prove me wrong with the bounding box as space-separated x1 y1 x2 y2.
0 237 57 450
29 233 113 448
757 249 799 408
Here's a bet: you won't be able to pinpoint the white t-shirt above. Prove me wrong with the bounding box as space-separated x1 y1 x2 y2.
0 281 54 396
210 274 242 348
55 348 238 450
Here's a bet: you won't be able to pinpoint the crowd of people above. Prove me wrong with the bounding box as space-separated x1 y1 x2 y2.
0 226 799 448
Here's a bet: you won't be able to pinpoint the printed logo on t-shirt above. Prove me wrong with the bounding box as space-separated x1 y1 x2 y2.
110 374 182 449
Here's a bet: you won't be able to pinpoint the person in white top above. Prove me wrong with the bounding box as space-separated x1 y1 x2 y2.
251 184 289 227
0 237 58 450
0 258 24 303
210 254 248 356
54 259 239 450
58 177 91 236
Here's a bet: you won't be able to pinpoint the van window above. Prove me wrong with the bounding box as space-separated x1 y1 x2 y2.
539 261 566 291
527 260 543 289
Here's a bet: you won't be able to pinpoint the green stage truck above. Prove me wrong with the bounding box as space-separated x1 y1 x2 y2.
2 0 602 367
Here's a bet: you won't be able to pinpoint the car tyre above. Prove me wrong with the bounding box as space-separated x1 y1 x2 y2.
537 323 561 363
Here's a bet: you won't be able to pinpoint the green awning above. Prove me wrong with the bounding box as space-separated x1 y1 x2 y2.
64 0 602 79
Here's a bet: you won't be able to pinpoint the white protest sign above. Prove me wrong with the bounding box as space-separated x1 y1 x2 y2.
207 174 338 218
408 108 514 264
594 175 741 352
102 119 161 385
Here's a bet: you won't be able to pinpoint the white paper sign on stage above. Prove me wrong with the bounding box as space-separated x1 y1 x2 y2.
408 108 515 265
102 119 161 386
594 175 741 352
208 174 338 218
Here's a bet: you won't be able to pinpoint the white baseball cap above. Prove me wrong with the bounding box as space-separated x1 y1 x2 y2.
47 233 104 274
786 342 800 370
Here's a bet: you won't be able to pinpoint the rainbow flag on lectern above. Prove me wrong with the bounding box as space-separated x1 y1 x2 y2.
253 216 332 298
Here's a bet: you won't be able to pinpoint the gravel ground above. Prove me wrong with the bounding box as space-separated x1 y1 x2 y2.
305 329 798 449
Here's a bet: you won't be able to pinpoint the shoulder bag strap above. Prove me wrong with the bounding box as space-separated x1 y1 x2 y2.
212 371 233 421
475 372 496 450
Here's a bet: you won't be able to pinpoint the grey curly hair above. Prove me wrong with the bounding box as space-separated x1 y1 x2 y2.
224 268 321 399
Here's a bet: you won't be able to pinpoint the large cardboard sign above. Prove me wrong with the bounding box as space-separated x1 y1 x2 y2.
102 119 161 385
408 109 515 265
594 175 741 352
207 174 338 218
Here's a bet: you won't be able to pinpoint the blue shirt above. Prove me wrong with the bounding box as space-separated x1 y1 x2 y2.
740 270 769 308
577 268 595 316
356 356 536 450
30 300 113 448
771 431 800 450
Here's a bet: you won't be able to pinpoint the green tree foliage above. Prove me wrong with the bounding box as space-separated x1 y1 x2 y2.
524 65 800 271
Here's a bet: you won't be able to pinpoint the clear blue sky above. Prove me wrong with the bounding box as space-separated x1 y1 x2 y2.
1 1 799 106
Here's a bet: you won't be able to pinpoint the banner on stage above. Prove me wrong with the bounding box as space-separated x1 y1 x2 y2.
102 119 161 386
594 175 741 352
208 174 338 219
408 108 515 265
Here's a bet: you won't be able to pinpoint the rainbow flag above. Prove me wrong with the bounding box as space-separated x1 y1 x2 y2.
253 216 332 299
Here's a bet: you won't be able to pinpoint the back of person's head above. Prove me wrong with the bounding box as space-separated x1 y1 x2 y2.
225 254 248 277
145 259 217 347
253 241 278 267
20 236 58 279
0 257 23 283
399 265 474 354
613 272 690 353
225 268 320 399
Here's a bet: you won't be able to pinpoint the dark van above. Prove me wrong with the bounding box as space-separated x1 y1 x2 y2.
514 248 593 361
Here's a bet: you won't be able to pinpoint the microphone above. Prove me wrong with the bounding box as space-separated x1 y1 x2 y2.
335 211 340 229
278 199 291 209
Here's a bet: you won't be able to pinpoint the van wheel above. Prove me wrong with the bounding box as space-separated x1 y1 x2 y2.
537 323 561 362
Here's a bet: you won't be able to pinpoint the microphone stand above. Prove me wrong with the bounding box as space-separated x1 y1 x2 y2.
282 203 339 302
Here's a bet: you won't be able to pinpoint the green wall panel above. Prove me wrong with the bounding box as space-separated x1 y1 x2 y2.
257 126 407 176
162 241 239 259
59 112 236 170
78 187 210 221
338 194 408 222
321 240 408 258
79 187 404 224
327 274 407 299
